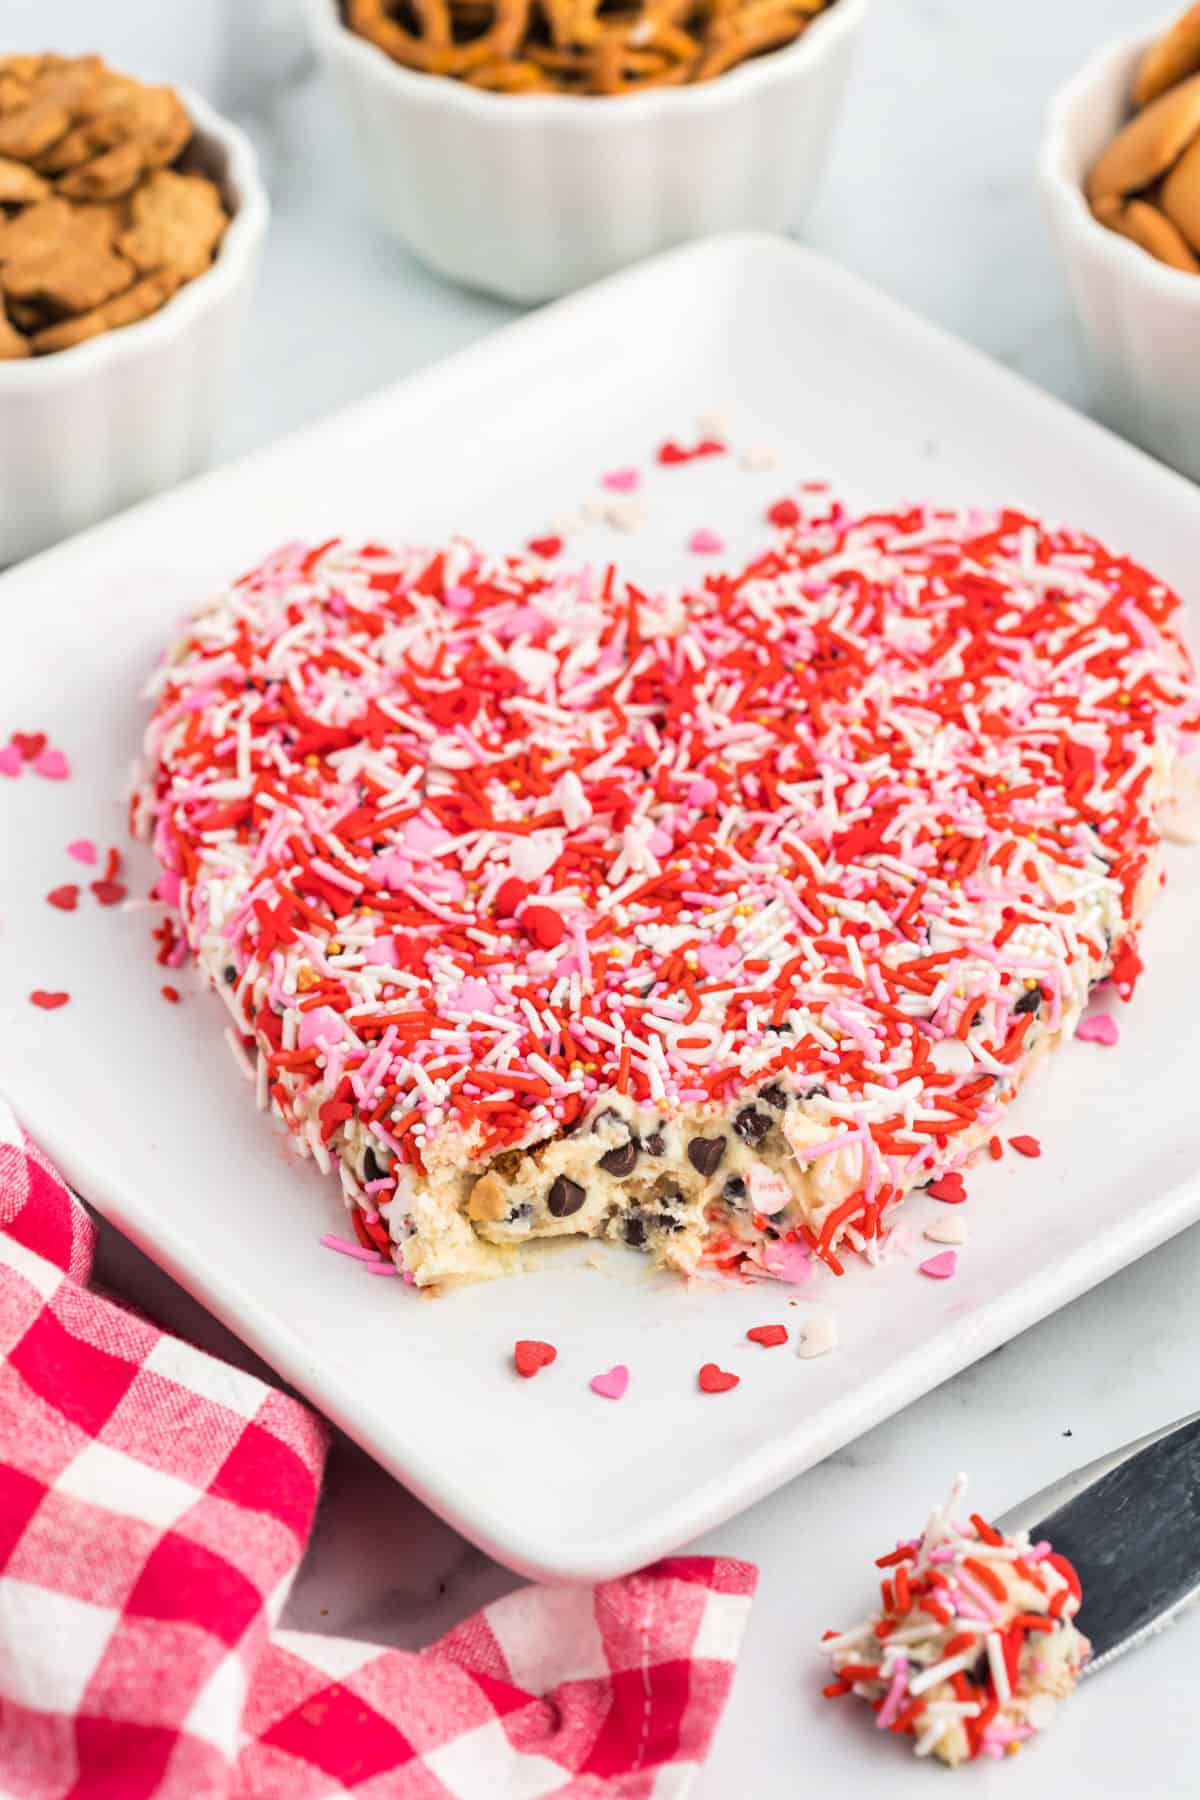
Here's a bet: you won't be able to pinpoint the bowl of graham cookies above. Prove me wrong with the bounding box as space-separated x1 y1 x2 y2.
1042 7 1200 483
0 53 268 564
305 0 867 303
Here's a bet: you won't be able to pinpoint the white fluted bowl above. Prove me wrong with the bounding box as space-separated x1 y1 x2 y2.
0 87 268 565
1041 26 1200 483
305 0 868 303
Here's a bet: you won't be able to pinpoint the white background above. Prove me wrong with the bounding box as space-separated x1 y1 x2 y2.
22 1 1200 1793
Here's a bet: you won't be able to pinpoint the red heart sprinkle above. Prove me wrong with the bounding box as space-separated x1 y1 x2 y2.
91 880 127 906
695 438 726 457
657 441 688 464
698 1362 740 1393
1009 1135 1042 1158
494 877 530 917
767 498 801 529
747 1324 788 1348
161 985 181 1004
928 1173 967 1204
514 1339 557 1378
47 884 79 911
30 990 70 1010
527 535 563 559
12 732 47 761
522 904 565 949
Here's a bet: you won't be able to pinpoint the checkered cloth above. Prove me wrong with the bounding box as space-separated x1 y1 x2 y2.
0 1101 756 1798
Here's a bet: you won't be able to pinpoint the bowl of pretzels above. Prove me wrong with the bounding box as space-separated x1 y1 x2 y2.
1042 6 1200 483
306 0 867 303
0 53 268 565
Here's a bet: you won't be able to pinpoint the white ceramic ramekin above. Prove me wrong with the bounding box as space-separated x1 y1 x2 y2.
0 88 269 567
1041 26 1200 484
305 0 868 304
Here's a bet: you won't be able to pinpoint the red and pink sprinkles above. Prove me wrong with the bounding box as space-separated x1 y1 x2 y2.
134 500 1197 1311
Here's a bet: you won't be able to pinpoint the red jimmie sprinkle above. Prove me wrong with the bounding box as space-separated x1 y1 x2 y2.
161 985 181 1004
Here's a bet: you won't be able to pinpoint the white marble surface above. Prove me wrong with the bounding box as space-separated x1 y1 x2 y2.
44 0 1200 1792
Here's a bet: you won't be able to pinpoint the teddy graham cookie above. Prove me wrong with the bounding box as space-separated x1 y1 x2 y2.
133 503 1198 1290
0 53 228 357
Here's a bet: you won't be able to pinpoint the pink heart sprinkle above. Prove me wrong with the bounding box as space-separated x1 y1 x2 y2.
919 1251 958 1280
697 942 740 979
760 1240 813 1284
1077 1014 1119 1046
687 528 725 556
602 467 640 493
298 1006 346 1050
688 777 718 807
33 748 70 780
590 1364 629 1401
67 837 97 865
0 745 21 778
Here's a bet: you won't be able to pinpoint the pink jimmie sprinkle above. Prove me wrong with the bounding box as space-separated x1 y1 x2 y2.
590 1364 629 1401
601 467 640 493
320 1233 381 1264
875 1657 909 1730
67 837 98 865
0 745 21 778
919 1251 958 1280
1077 1014 1119 1046
33 748 70 780
687 528 725 556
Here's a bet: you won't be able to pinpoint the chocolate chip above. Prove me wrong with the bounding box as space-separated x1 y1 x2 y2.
623 1216 646 1247
800 1082 829 1101
591 1107 623 1132
733 1108 772 1146
759 1083 788 1110
223 965 238 986
547 1175 585 1217
599 1141 638 1177
505 1202 532 1223
652 1212 683 1234
723 1176 747 1202
643 1128 665 1157
1014 986 1042 1016
363 1146 387 1183
687 1135 725 1176
766 1022 793 1035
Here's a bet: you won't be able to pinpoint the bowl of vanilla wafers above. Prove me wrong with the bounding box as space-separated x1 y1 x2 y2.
305 0 868 302
1042 6 1200 483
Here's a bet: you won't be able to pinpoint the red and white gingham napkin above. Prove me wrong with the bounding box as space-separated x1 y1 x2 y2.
0 1101 755 1798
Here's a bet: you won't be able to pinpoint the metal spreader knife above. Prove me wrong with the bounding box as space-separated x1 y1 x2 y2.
996 1410 1200 1675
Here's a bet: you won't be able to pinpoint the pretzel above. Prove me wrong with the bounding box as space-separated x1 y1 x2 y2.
1133 3 1200 109
349 0 531 75
348 0 833 93
1092 192 1200 273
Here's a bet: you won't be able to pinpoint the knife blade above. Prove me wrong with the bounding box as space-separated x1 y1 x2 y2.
996 1409 1200 1675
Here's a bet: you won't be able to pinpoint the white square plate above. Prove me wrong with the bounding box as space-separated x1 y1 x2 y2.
2 235 1198 1583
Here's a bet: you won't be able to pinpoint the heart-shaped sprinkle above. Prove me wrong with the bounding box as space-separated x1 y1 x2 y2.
91 880 126 907
12 731 46 761
698 1362 740 1393
33 748 69 780
1077 1014 1119 1046
747 1324 788 1348
590 1364 629 1400
514 1339 557 1379
527 535 563 560
30 990 70 1010
687 528 725 556
797 1308 838 1358
47 884 79 911
602 467 640 493
919 1250 958 1280
67 838 97 865
522 904 565 949
0 745 21 778
927 1172 967 1204
1009 1134 1042 1158
767 498 801 528
657 440 689 464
